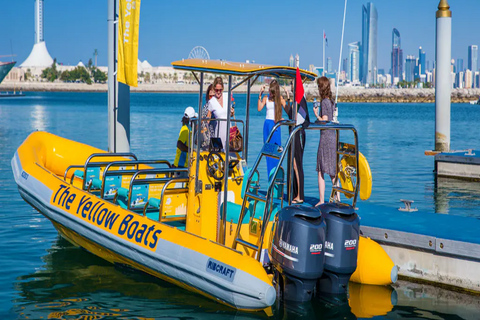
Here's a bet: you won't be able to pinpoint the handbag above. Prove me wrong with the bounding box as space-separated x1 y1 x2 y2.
229 124 243 152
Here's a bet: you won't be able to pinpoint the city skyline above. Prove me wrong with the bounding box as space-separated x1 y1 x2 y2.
0 0 479 72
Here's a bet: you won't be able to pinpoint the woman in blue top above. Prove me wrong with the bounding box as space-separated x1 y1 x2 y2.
258 80 286 176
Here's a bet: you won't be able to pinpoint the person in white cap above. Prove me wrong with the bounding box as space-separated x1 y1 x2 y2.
173 106 197 168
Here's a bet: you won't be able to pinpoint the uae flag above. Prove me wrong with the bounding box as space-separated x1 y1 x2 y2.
295 67 310 128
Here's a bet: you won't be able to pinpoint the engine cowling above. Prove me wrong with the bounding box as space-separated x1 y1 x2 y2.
270 205 326 302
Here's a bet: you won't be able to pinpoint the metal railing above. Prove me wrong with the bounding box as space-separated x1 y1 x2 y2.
232 121 360 259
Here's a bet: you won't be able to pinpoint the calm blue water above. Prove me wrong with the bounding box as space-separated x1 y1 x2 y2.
1 92 480 319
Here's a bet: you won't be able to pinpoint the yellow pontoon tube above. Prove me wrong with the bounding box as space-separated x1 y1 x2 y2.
12 131 275 311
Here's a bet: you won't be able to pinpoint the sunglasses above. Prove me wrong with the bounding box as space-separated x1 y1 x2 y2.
214 89 223 93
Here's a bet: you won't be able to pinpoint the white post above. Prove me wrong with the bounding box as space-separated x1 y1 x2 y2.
108 0 130 152
323 29 325 76
435 0 452 152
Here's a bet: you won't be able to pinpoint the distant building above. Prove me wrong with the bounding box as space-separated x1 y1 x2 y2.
342 58 348 73
295 54 300 68
418 47 426 76
468 45 478 87
468 45 478 72
456 58 464 73
426 71 433 84
361 2 378 85
348 41 360 83
456 71 464 88
327 57 333 74
21 0 54 68
391 28 403 80
465 69 472 88
405 55 416 83
289 54 294 68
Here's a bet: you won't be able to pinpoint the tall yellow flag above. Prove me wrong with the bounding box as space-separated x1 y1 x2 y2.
118 0 141 87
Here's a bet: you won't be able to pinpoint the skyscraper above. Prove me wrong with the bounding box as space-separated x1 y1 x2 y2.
361 3 378 85
468 45 478 72
391 28 403 80
348 42 360 83
289 54 294 68
327 57 333 74
405 55 416 83
456 58 464 73
419 47 426 76
468 45 478 87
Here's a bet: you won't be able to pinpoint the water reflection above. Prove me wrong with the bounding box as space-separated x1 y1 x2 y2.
30 104 48 131
434 177 480 215
12 237 480 319
11 238 398 320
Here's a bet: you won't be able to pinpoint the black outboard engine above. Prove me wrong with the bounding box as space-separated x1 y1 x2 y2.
317 203 360 295
270 206 326 302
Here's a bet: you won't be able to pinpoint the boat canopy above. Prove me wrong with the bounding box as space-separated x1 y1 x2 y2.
171 58 317 81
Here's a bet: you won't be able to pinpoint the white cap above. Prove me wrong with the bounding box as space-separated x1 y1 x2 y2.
184 106 197 119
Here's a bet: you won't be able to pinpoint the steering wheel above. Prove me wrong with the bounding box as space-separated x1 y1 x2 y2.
206 151 225 181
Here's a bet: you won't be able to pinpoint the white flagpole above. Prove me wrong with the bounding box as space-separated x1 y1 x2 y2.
334 0 348 122
323 29 325 76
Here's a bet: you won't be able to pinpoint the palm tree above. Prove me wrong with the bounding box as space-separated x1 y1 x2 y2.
93 49 98 67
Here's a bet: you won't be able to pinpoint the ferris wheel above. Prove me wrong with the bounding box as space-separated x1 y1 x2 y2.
188 46 210 60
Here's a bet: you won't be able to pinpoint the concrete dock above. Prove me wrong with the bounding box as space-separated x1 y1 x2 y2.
435 150 480 180
357 201 480 293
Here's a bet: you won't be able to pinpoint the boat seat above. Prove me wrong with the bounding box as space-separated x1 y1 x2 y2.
74 169 84 179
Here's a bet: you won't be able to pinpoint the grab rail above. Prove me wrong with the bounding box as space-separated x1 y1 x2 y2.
123 168 189 210
101 159 172 198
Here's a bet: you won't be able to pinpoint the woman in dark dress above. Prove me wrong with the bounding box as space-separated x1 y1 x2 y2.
314 77 337 206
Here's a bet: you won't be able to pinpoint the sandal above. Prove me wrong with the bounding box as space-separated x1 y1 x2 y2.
292 200 304 204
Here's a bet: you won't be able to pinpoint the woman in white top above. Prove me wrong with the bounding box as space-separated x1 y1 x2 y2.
206 77 234 150
257 80 286 176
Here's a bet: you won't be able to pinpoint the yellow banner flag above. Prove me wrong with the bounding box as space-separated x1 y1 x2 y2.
118 0 141 87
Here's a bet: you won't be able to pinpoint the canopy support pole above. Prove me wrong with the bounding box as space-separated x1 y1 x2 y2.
220 75 233 245
195 72 204 193
245 78 251 161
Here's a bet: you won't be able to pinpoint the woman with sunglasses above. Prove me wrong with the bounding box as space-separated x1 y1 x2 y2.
206 77 234 150
257 79 286 176
200 84 216 149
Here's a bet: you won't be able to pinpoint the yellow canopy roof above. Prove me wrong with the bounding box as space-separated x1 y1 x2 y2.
171 59 317 81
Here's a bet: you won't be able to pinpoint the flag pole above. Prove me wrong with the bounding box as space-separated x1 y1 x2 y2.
334 0 348 123
323 29 325 76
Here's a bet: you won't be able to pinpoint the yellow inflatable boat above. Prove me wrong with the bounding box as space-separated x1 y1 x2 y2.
12 60 396 311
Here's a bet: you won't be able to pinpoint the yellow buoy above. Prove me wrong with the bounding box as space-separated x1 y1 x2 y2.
350 236 397 286
339 151 372 200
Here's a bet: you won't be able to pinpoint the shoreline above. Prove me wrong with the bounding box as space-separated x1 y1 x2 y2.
1 81 480 103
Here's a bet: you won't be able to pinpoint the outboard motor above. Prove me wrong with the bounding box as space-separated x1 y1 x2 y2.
317 203 360 295
270 206 326 302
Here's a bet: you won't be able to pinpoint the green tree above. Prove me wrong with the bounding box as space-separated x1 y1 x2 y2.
92 67 107 83
41 59 59 82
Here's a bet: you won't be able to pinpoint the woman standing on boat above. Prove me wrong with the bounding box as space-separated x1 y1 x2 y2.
314 77 337 206
206 77 234 150
284 82 305 204
258 80 285 177
201 84 216 149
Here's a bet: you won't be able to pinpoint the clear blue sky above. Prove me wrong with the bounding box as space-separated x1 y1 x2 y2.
0 0 478 71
